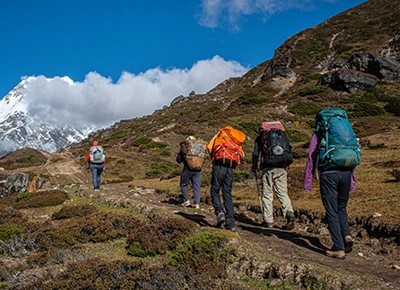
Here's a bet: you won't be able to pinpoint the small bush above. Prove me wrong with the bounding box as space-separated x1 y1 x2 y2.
349 102 385 117
52 204 98 220
170 231 236 277
299 86 327 96
127 217 195 257
133 136 152 147
335 44 352 54
286 129 310 142
16 192 32 201
368 143 385 150
288 102 321 115
145 164 174 177
13 190 69 209
0 224 25 242
234 170 251 182
238 120 260 135
238 92 269 105
21 156 45 167
384 96 400 116
160 149 171 156
209 119 219 126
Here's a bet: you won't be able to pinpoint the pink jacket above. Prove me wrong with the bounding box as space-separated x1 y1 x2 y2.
304 132 356 192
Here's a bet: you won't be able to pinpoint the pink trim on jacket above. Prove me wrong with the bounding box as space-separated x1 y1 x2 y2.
304 132 356 192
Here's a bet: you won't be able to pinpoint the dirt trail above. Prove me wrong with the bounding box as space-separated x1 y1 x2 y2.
89 182 400 289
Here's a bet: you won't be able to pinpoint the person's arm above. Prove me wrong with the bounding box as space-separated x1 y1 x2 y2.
304 133 319 191
86 150 91 163
251 136 261 172
350 168 356 192
176 149 184 164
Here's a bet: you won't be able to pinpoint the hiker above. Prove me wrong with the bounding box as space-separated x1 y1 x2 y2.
176 136 207 209
86 141 106 191
207 126 246 232
304 107 359 259
251 120 295 230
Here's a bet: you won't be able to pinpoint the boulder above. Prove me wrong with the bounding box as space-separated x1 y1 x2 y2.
318 69 378 93
348 52 400 81
0 171 29 198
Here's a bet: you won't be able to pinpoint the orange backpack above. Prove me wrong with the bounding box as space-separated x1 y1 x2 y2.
207 126 246 168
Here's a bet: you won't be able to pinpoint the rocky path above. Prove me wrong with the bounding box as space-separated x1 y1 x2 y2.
83 182 400 289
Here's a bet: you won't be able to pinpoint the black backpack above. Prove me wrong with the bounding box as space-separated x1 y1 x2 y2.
260 128 293 168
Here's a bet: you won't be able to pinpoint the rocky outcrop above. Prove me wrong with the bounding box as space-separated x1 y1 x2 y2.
318 52 400 92
0 171 29 198
317 69 378 93
348 52 400 82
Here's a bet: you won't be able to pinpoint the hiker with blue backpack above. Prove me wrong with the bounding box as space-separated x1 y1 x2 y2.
304 107 360 259
86 141 106 191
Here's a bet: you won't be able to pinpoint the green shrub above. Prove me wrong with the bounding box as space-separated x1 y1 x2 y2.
234 170 251 182
170 231 236 277
238 120 260 135
14 190 69 209
258 86 275 93
21 156 45 167
52 204 98 220
160 149 171 156
285 129 310 142
304 73 322 82
299 86 328 96
335 44 352 54
207 105 220 113
147 141 169 150
349 102 385 117
133 136 152 147
209 119 219 126
238 92 269 105
384 96 400 116
127 217 195 257
16 192 32 201
0 224 25 242
146 164 174 177
368 143 385 150
288 102 321 115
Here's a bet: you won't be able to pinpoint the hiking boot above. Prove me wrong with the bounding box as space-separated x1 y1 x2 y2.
215 212 226 228
181 200 190 207
283 211 295 230
261 222 274 228
344 235 354 253
194 204 200 209
325 249 345 259
286 211 295 223
94 189 100 192
225 225 236 232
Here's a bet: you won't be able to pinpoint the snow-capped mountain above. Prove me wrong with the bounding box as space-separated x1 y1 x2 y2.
0 77 96 157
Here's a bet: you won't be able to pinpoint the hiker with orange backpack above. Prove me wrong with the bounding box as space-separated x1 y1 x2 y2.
207 126 246 232
86 141 106 191
251 120 295 230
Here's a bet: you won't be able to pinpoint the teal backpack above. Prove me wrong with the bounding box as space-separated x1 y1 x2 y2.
316 107 360 170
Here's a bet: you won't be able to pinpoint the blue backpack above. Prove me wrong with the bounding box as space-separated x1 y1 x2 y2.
316 107 360 170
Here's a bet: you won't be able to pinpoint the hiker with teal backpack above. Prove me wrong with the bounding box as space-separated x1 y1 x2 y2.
304 108 360 259
86 141 106 191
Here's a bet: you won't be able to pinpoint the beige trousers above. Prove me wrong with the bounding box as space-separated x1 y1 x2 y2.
261 167 293 223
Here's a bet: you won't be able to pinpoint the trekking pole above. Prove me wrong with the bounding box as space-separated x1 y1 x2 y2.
103 168 107 185
254 171 263 212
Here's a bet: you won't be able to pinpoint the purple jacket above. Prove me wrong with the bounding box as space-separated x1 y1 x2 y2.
304 132 356 192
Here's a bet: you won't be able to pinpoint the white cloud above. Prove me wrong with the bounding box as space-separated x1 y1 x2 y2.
24 55 248 129
198 0 315 29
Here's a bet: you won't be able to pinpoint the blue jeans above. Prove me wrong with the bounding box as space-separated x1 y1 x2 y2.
320 170 352 251
90 163 104 190
180 169 201 205
210 165 235 228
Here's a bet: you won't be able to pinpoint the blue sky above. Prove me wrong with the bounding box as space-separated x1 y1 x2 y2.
0 0 366 127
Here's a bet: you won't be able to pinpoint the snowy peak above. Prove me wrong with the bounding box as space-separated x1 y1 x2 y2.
0 77 95 157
